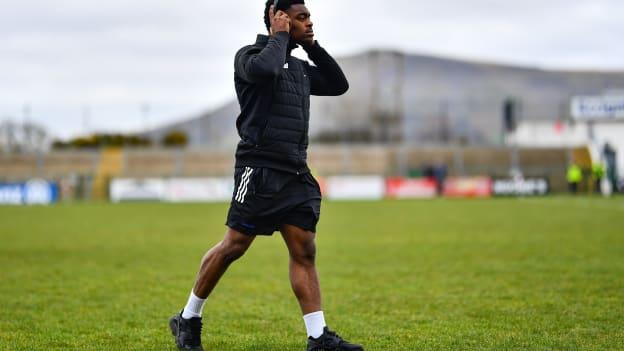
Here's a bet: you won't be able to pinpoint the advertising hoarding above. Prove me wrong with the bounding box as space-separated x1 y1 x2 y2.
0 180 59 205
571 95 624 121
492 178 549 196
110 178 234 203
166 178 234 203
443 177 492 198
385 177 437 199
110 179 167 202
325 176 385 200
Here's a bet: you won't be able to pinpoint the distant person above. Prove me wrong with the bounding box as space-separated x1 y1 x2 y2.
592 162 605 194
168 1 362 351
604 143 619 193
567 163 582 194
422 164 435 179
433 164 448 196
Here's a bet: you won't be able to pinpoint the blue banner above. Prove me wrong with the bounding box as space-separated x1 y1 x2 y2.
0 180 59 205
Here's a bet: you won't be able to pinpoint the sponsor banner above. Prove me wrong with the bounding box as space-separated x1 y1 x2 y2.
110 178 234 203
571 95 624 120
492 178 549 196
443 177 492 198
110 178 167 202
166 178 234 203
0 179 59 205
386 177 437 199
325 176 385 200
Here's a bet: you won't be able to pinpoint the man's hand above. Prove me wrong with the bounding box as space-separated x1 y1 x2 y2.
269 5 290 34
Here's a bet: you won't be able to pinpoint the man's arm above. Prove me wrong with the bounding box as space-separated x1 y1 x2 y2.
235 7 291 83
303 42 349 96
235 32 289 83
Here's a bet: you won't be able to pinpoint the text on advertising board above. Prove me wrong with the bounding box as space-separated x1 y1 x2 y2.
493 178 549 196
0 180 59 205
571 95 624 120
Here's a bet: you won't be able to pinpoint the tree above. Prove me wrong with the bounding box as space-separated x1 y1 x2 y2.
162 131 188 148
51 133 152 150
0 119 50 153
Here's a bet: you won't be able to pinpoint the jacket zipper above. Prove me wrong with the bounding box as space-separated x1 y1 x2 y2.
299 63 309 156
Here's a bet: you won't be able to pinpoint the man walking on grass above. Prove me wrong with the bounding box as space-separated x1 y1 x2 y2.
169 1 363 350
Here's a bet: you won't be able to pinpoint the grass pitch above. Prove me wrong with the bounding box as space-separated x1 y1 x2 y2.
0 197 623 350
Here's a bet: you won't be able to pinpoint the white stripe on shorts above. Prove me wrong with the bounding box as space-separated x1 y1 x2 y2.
236 167 253 203
239 169 254 203
235 167 251 202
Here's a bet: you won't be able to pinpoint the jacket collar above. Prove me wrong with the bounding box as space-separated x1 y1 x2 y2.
256 34 299 55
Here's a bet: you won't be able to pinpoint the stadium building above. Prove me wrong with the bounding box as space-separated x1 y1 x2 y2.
143 50 624 149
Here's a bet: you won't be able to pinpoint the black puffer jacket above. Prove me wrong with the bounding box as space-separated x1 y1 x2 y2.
233 32 349 174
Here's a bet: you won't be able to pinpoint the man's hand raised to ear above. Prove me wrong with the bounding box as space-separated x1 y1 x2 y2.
269 5 291 34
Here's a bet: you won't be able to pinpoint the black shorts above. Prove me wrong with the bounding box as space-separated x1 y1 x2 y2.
225 167 322 236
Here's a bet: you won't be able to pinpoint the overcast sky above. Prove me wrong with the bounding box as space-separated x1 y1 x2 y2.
1 0 623 139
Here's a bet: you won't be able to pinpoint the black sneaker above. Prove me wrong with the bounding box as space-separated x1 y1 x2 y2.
169 312 204 351
307 327 364 351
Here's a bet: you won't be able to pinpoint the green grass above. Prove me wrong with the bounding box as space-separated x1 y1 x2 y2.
0 197 623 350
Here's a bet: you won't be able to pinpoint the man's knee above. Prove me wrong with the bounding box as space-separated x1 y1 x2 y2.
291 239 316 265
219 230 253 264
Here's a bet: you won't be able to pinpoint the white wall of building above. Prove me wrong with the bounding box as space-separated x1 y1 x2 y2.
512 122 588 148
512 121 624 178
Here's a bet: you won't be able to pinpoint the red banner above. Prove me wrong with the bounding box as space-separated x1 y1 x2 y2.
443 177 492 198
386 177 437 199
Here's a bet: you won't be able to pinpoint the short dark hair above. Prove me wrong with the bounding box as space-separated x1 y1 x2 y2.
263 0 305 32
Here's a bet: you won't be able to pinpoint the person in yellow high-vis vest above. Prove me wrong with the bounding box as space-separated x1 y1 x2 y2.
567 164 583 194
592 162 606 194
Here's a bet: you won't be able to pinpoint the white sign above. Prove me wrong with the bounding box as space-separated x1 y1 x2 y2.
110 178 235 203
24 180 55 204
165 178 234 203
493 178 549 196
571 95 624 120
110 179 167 202
326 176 385 200
0 184 23 205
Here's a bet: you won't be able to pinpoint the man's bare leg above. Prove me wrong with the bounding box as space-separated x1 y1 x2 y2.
180 228 255 319
280 224 321 314
280 224 364 350
193 228 256 299
170 229 254 350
